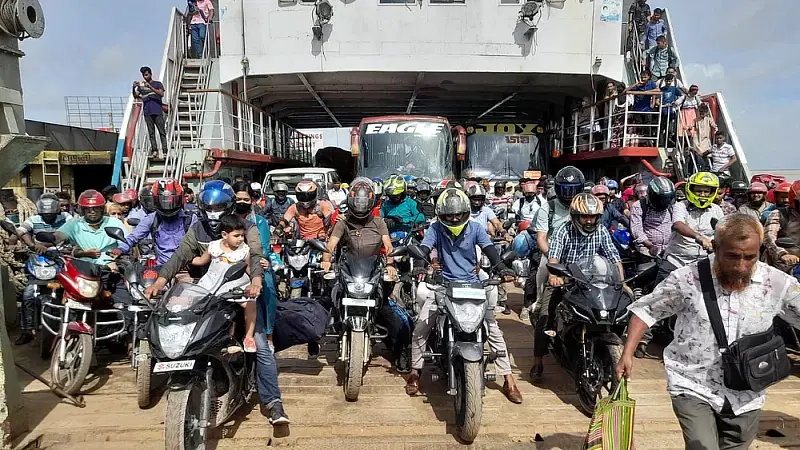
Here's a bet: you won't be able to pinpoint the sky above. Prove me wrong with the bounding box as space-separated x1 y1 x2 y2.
19 0 797 170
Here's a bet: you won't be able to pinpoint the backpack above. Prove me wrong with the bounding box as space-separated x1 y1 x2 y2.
272 297 331 353
293 200 330 222
547 199 557 236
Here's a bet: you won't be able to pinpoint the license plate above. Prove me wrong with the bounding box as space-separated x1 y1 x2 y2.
153 359 195 373
342 298 376 307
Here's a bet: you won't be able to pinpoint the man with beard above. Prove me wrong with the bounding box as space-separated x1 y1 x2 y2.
737 182 770 220
618 213 800 449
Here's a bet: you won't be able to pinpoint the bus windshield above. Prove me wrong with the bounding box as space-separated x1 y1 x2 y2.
466 133 542 181
263 172 327 195
359 120 453 182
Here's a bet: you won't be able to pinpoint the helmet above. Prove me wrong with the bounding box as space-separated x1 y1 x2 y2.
153 178 184 217
435 188 471 237
373 180 384 197
583 181 595 193
605 179 619 191
403 175 416 185
273 182 289 202
295 180 319 209
647 176 676 211
747 182 768 194
347 177 376 219
789 181 800 210
466 183 486 211
463 180 478 193
685 172 720 209
385 175 406 198
198 180 235 233
371 177 383 184
776 181 792 194
111 191 135 205
139 187 156 213
554 166 586 205
416 182 431 194
569 193 604 235
591 184 610 197
340 182 349 190
406 179 418 190
521 180 538 195
494 181 507 194
730 180 748 196
77 190 106 225
250 182 263 195
36 193 60 215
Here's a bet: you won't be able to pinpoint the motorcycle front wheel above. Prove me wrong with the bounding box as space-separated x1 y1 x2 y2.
165 382 206 450
50 334 93 395
344 330 366 402
136 340 153 409
454 360 483 443
576 343 622 417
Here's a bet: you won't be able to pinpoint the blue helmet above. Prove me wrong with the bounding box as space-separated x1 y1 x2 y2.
198 180 235 233
371 177 383 183
605 179 619 191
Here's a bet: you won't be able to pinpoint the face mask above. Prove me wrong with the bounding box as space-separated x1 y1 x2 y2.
235 202 252 214
206 210 224 221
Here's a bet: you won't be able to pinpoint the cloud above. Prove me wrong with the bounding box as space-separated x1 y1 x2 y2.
684 63 725 82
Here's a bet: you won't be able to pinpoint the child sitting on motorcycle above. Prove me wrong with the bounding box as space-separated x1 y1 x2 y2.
192 214 256 352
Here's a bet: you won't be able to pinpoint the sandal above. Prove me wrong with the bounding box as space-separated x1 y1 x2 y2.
244 336 257 353
405 372 420 396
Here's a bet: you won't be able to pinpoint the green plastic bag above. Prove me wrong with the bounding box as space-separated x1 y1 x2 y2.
583 377 636 450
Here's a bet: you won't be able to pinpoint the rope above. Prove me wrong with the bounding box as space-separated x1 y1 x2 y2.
0 0 31 39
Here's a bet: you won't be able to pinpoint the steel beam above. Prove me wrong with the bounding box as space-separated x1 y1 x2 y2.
297 73 342 127
406 73 425 114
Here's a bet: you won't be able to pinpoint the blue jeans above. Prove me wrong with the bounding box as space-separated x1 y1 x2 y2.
255 271 281 407
190 23 206 58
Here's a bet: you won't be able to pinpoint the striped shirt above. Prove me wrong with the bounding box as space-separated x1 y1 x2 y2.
548 222 621 266
629 200 673 256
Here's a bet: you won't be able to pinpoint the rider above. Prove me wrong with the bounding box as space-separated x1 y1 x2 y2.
280 180 334 240
320 178 407 370
405 177 418 200
512 180 544 221
763 180 800 273
263 182 295 227
467 183 508 239
489 180 513 216
738 182 770 220
404 188 522 404
530 193 624 381
729 180 749 208
327 175 348 207
591 184 630 229
629 176 676 258
15 194 74 345
414 181 436 220
111 190 137 217
116 179 195 265
381 175 425 234
761 181 792 223
129 186 156 223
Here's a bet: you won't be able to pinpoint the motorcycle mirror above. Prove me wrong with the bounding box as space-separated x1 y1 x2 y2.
407 244 428 260
546 263 570 278
127 218 141 227
624 262 657 284
388 246 407 258
307 239 329 253
500 249 518 265
105 227 127 242
220 263 247 287
502 220 513 230
710 218 719 230
35 231 57 244
776 237 797 249
0 220 17 235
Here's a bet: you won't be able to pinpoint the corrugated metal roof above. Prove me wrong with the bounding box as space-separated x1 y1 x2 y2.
24 120 117 152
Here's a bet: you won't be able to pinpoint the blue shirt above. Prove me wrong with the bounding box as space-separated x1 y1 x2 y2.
57 217 128 265
19 212 72 237
119 211 197 265
644 19 667 48
135 80 165 116
470 207 497 232
380 197 425 233
631 80 657 112
661 85 681 111
421 221 493 282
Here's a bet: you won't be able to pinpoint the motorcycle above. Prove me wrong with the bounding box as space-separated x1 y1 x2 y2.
774 237 800 351
24 249 63 358
279 236 325 299
35 228 130 395
545 256 656 416
390 244 514 443
331 254 389 401
390 223 429 315
150 263 254 449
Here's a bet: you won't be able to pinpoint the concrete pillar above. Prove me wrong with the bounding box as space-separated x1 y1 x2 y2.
0 266 25 449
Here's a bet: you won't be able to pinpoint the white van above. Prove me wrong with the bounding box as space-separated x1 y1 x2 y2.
262 167 339 202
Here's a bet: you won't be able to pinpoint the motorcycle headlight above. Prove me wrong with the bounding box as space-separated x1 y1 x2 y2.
76 278 100 298
158 323 197 359
32 265 57 280
450 301 484 333
346 282 375 298
287 253 309 269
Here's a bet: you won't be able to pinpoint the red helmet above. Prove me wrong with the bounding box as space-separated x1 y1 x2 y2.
153 179 184 217
776 182 792 194
124 188 138 201
747 182 768 194
112 191 135 205
522 181 538 194
789 181 800 208
518 220 532 232
77 190 106 225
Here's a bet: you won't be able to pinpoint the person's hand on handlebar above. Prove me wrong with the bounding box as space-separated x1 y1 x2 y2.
74 248 101 259
34 244 50 255
144 277 168 299
321 260 332 272
781 254 800 265
548 274 564 287
695 235 713 251
499 265 516 282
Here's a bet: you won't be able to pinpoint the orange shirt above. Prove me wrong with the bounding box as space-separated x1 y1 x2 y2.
284 201 334 239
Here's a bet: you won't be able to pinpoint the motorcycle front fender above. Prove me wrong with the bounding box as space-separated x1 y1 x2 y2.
596 332 624 346
451 341 483 362
67 321 94 335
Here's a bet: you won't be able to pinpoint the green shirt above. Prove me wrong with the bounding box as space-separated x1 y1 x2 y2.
58 217 128 264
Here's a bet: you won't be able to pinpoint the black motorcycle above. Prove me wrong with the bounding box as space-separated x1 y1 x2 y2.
546 256 656 416
148 263 255 449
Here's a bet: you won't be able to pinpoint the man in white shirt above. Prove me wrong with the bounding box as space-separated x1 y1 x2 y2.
327 178 348 207
512 180 544 221
706 131 737 175
618 213 800 449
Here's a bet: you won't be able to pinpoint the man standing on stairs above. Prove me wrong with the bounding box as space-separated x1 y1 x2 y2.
188 0 214 59
133 66 167 159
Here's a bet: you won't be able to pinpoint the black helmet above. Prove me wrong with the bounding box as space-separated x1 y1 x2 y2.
416 181 431 193
138 187 156 213
554 166 586 205
583 181 595 193
647 176 676 211
730 180 748 197
346 177 376 219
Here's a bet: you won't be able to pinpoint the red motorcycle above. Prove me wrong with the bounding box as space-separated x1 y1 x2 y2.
37 228 129 395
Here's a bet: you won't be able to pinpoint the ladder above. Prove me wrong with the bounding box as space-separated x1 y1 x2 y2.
41 152 63 193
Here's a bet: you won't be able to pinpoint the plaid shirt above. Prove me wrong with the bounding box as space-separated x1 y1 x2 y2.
629 199 673 255
718 200 737 216
548 221 621 265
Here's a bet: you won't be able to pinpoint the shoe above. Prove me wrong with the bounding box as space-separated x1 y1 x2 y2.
14 332 34 346
405 372 420 396
243 336 257 353
502 381 523 404
268 403 290 425
529 363 544 381
519 306 530 322
307 342 320 359
502 304 512 315
634 343 649 359
395 348 411 374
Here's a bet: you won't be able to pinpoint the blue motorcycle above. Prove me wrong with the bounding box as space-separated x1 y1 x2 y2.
25 250 63 358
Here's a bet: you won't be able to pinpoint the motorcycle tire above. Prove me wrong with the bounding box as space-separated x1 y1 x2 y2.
136 340 152 409
454 360 483 443
165 382 206 450
344 330 366 402
50 334 93 395
575 343 622 417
